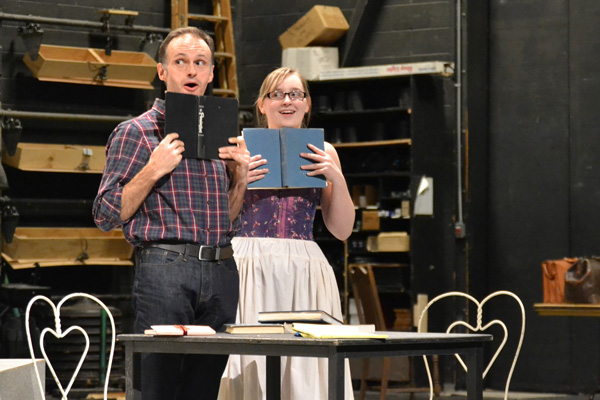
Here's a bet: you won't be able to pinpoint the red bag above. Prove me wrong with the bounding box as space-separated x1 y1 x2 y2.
542 258 578 303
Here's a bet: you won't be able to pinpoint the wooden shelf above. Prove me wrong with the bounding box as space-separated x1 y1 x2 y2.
315 107 411 118
3 143 106 173
349 262 409 268
333 138 411 148
345 171 411 179
2 227 134 269
23 44 157 90
534 303 600 317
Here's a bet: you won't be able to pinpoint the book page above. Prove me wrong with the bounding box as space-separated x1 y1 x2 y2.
291 323 388 339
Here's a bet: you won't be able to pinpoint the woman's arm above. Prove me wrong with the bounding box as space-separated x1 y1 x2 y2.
302 142 355 240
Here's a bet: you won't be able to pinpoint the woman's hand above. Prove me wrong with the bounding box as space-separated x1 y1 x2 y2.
248 154 269 184
300 143 344 186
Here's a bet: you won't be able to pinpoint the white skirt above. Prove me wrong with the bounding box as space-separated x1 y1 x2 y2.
218 237 354 400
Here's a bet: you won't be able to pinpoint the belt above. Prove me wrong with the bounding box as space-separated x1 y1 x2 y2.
142 243 234 261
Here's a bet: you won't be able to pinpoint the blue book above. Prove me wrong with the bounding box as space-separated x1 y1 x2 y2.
243 128 327 189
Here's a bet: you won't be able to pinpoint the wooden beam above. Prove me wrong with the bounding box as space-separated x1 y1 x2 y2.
340 0 383 67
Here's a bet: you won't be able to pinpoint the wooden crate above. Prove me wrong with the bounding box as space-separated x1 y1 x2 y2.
2 227 134 269
23 44 157 89
2 143 106 173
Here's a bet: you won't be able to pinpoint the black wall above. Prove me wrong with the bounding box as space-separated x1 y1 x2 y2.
487 0 600 393
2 0 599 394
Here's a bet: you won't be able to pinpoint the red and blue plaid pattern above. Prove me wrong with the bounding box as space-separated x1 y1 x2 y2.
93 98 233 247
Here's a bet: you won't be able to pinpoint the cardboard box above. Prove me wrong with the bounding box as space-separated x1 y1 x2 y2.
361 210 380 231
279 6 349 49
371 232 410 252
282 47 339 81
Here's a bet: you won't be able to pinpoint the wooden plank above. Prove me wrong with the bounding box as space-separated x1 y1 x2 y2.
2 227 134 267
97 9 139 17
23 45 157 90
171 0 188 28
533 303 600 317
86 393 126 400
2 143 106 173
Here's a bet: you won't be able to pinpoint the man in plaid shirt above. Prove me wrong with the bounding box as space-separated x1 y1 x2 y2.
93 27 249 400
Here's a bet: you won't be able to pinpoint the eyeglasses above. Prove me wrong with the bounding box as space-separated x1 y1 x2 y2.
266 90 307 101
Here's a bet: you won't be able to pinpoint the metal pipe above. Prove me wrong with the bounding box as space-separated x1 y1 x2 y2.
0 108 130 124
0 11 170 35
455 0 465 227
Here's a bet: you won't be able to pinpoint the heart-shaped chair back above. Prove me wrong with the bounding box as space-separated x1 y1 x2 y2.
25 293 116 400
416 290 525 400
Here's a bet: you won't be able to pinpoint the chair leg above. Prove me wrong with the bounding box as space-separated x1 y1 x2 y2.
433 355 442 397
379 357 392 400
359 358 370 400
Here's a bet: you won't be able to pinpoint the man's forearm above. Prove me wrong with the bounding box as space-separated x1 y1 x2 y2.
120 165 161 221
228 180 246 222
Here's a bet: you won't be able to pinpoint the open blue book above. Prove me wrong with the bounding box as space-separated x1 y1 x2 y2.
243 128 327 189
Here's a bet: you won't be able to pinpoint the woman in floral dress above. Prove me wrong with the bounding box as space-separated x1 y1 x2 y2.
218 67 355 400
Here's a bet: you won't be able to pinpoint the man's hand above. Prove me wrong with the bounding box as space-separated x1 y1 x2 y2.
219 136 250 185
219 136 250 221
146 133 185 179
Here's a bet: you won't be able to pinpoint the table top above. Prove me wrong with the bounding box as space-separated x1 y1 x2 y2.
118 331 492 347
534 302 600 317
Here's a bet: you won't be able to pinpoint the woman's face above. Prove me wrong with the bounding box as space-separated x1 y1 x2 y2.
258 73 310 129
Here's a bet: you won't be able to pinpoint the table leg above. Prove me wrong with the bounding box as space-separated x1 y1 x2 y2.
266 356 281 400
328 353 345 400
124 344 133 400
466 347 484 400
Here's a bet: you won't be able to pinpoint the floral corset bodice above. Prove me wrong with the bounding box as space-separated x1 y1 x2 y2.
237 188 321 240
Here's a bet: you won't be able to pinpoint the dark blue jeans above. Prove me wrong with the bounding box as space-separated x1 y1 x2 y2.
132 246 239 400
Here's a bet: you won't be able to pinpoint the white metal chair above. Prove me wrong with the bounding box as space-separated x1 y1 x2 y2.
417 290 525 400
25 292 116 400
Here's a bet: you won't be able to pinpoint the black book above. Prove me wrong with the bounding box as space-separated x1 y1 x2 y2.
164 92 239 159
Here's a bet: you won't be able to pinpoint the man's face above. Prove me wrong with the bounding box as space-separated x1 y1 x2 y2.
157 33 214 96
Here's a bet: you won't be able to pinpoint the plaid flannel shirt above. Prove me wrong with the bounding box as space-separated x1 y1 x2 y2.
93 98 234 247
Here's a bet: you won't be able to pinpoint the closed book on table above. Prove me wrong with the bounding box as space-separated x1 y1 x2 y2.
145 325 216 336
258 310 342 325
225 324 286 334
243 128 326 189
165 92 239 159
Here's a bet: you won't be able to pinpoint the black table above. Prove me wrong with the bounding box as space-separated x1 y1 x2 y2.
118 331 492 400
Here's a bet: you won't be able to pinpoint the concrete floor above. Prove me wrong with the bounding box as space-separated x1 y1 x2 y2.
357 389 591 400
43 389 593 399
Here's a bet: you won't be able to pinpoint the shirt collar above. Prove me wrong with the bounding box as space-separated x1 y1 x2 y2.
152 98 165 117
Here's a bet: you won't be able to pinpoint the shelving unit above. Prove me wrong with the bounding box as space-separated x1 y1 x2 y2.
309 67 450 327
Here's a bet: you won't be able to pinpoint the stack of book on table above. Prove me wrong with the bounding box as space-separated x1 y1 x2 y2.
225 310 342 335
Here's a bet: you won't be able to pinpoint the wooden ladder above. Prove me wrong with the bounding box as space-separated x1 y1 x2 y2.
171 0 238 98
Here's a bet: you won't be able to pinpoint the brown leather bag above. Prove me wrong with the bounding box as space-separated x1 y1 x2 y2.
541 258 578 303
565 257 600 304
